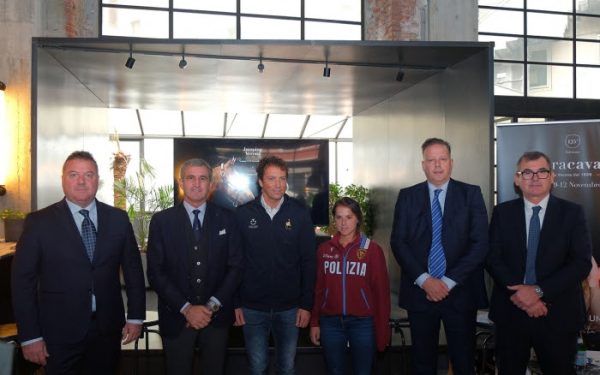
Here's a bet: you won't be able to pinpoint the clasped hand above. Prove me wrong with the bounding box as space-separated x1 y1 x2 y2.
508 284 548 318
184 305 213 329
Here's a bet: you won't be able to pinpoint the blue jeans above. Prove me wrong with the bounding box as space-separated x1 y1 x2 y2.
242 307 299 375
319 316 375 375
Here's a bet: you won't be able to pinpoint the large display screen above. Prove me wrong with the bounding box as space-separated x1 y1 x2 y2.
173 138 329 225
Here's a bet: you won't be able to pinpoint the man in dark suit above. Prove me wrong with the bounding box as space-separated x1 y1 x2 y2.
147 158 242 375
390 138 488 375
11 150 146 374
487 151 591 374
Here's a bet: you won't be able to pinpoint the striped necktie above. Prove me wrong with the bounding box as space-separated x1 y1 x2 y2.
428 189 446 278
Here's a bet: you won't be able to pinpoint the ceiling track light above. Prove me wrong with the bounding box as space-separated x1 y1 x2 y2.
179 46 187 69
323 62 331 78
257 56 264 73
396 69 405 82
125 44 135 69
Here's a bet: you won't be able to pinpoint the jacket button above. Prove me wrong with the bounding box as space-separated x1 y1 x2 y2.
196 262 201 266
196 278 201 284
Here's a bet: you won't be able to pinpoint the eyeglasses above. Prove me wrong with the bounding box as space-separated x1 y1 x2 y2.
517 169 551 180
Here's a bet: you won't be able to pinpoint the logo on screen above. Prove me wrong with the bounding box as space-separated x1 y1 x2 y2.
565 134 581 149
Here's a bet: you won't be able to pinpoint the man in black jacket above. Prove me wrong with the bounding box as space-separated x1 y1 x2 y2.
487 151 591 374
147 158 243 375
234 155 316 375
12 151 145 374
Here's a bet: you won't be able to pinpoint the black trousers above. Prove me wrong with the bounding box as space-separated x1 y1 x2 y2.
408 305 477 375
162 324 230 375
44 318 121 375
495 317 577 375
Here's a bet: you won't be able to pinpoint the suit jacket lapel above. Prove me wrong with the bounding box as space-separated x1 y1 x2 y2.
537 195 557 259
176 204 193 273
94 200 110 263
204 203 216 267
442 179 457 227
512 199 528 266
418 182 432 234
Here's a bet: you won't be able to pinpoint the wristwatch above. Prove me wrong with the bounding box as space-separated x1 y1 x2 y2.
534 286 544 298
206 300 221 313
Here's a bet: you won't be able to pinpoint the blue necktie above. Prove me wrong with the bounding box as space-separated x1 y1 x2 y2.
525 206 541 284
429 189 446 278
192 209 201 241
79 209 96 262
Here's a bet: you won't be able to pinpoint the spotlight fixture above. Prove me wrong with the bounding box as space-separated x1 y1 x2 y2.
323 62 331 78
125 44 135 69
179 46 187 69
257 57 264 73
396 69 405 82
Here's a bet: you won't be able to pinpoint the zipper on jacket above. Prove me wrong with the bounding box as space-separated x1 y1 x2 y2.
360 288 371 310
341 242 359 315
321 288 329 308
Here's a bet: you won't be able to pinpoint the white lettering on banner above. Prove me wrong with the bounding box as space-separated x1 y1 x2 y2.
553 161 600 170
569 181 600 188
323 260 366 276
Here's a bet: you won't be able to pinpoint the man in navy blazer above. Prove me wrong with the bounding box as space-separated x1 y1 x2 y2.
11 151 146 374
487 151 591 374
147 158 242 375
391 138 488 375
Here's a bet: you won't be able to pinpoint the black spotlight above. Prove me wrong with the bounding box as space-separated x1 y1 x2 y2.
125 44 135 69
396 70 405 82
257 57 264 73
179 46 187 69
323 63 331 77
125 56 135 69
179 57 187 69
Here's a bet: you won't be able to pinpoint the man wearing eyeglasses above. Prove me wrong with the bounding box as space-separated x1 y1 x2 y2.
487 150 591 374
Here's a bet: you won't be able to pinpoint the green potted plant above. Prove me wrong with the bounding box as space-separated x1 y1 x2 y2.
321 183 374 237
0 208 27 242
113 158 174 251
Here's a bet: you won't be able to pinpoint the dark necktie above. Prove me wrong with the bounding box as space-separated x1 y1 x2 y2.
428 189 446 278
192 209 201 241
525 206 542 284
79 209 96 261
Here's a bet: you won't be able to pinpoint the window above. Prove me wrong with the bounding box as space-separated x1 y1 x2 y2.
100 0 362 40
478 0 600 99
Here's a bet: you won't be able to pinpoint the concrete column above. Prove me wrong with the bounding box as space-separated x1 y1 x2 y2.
364 0 478 41
0 0 98 237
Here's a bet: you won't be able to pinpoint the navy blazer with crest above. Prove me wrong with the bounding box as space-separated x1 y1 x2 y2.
147 202 243 338
487 194 591 331
11 199 146 344
390 178 489 311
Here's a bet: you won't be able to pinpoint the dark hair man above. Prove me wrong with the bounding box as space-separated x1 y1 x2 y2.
234 155 316 375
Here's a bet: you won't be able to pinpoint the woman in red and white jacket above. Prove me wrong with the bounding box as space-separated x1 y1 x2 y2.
310 197 391 375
